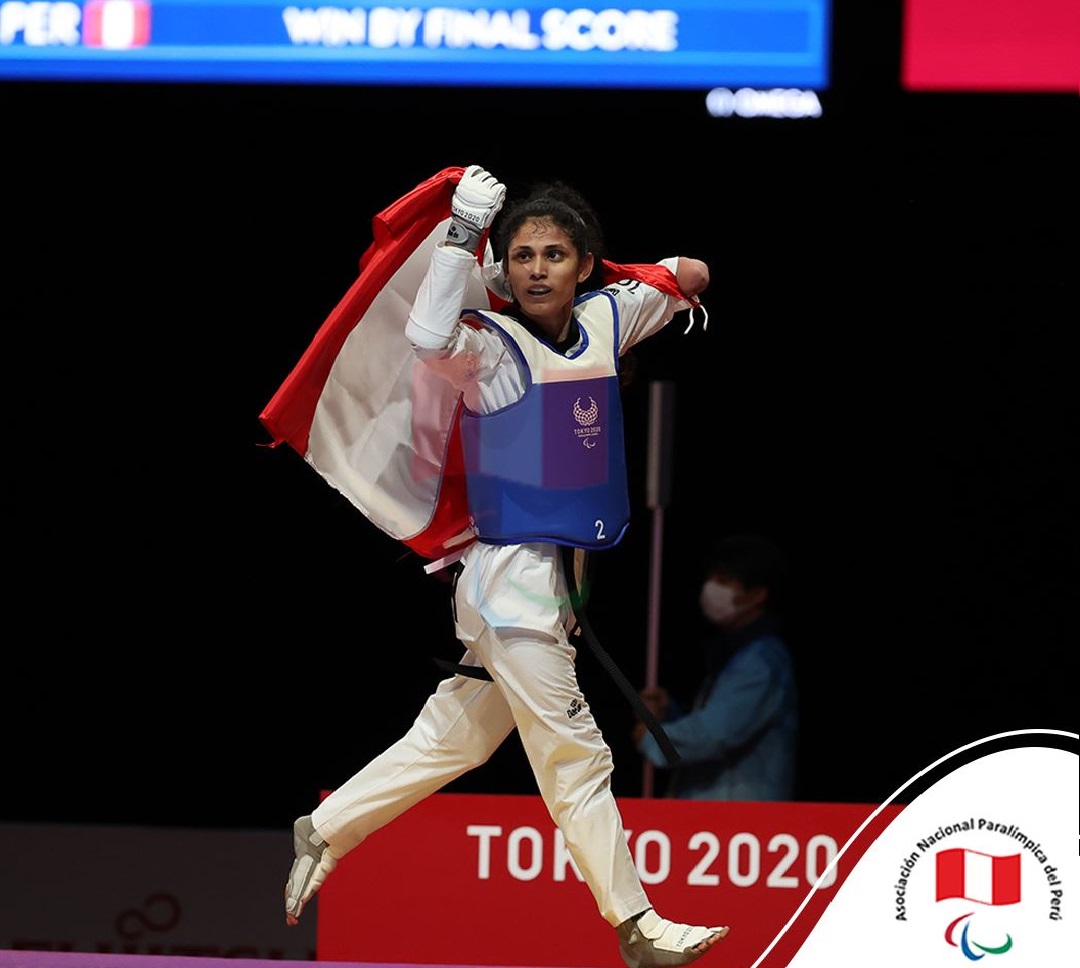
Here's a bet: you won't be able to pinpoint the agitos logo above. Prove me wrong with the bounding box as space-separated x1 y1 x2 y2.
936 848 1020 960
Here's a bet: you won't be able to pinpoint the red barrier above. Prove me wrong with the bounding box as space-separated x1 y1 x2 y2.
317 793 900 967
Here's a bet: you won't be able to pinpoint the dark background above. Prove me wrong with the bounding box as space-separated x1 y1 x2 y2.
3 1 1076 831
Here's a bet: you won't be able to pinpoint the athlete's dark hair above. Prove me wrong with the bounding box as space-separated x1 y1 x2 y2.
492 180 607 292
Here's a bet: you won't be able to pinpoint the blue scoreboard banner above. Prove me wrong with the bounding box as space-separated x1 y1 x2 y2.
0 0 830 88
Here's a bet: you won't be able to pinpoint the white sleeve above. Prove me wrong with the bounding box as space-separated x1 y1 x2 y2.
613 256 693 353
405 243 478 350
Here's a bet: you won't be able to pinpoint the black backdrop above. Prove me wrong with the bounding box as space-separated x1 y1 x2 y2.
4 1 1077 830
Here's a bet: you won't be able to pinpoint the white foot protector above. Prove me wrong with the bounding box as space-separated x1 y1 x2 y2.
617 909 729 968
284 816 339 925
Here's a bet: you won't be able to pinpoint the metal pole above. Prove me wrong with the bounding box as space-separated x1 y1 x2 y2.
642 504 664 797
643 380 675 797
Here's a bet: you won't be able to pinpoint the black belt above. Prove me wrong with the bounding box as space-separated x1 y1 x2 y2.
433 544 680 767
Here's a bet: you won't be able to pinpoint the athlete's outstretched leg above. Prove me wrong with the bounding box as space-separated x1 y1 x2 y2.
284 665 514 924
466 624 728 967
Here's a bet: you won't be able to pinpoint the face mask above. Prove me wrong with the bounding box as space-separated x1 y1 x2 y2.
700 579 739 625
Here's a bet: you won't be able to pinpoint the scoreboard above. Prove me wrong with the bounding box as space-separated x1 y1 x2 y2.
0 0 831 88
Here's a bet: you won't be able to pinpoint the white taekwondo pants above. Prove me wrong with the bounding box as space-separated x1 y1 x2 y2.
311 541 651 927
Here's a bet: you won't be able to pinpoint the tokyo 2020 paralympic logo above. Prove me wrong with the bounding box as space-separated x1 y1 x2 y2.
572 396 601 449
572 396 599 426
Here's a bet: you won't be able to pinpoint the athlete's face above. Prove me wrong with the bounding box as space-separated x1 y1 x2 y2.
505 218 594 343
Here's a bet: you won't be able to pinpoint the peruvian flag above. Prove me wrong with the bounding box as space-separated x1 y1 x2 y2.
259 167 690 562
936 848 1021 905
83 1 151 49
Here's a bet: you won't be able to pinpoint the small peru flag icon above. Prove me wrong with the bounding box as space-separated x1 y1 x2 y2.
83 0 151 49
936 848 1022 905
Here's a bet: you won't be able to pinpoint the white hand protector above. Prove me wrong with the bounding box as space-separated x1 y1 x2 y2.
446 165 506 252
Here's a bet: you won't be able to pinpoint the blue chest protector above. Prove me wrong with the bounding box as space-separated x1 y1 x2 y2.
460 291 630 549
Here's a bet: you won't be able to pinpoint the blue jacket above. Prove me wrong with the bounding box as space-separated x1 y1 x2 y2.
638 615 798 801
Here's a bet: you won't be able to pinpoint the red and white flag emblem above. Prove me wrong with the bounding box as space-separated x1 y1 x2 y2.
83 1 151 49
936 848 1021 905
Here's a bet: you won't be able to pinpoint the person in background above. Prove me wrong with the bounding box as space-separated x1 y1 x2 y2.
634 533 798 800
283 166 728 967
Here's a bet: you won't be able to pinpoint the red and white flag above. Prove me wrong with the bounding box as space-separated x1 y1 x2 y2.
936 847 1022 905
259 166 688 561
83 0 151 48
